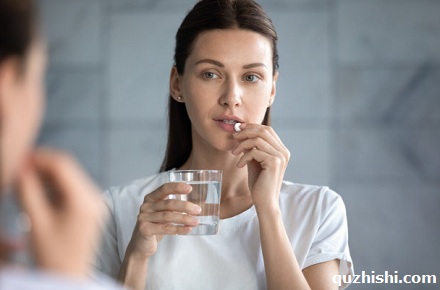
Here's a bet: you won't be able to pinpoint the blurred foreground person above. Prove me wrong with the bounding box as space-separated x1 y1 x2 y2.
0 0 125 288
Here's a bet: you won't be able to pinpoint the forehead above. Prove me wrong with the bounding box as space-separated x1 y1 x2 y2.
188 29 273 67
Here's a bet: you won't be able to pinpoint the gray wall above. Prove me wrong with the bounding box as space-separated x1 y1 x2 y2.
37 0 440 289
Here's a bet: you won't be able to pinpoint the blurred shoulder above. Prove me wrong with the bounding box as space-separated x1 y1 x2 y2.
0 268 125 290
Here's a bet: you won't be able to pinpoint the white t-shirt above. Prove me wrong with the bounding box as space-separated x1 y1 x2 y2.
95 171 354 289
0 268 125 290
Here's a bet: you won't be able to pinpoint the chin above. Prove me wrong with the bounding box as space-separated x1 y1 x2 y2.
193 124 237 153
211 137 237 153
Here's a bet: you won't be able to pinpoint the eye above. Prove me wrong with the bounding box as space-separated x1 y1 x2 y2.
244 74 260 83
202 72 219 79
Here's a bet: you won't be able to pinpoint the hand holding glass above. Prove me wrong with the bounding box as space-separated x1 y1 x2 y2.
168 170 222 235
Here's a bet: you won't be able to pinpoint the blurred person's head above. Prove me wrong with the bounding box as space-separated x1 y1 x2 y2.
0 0 46 191
160 0 278 172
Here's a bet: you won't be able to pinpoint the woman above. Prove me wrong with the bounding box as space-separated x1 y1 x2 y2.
96 0 353 289
0 0 124 288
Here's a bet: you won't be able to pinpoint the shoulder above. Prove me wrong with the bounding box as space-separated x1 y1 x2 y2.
280 184 353 277
279 181 346 220
280 181 342 204
102 172 168 216
104 172 168 205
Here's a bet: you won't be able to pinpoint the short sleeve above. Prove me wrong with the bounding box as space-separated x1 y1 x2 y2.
93 189 122 279
303 188 354 289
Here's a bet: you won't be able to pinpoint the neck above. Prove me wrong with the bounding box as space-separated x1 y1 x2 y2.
176 130 255 218
179 139 250 201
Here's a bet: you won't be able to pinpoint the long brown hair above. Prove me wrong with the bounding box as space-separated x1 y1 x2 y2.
0 0 36 66
159 0 279 172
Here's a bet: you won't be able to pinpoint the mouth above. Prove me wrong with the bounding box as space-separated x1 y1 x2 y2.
213 115 244 132
218 119 239 125
213 115 244 123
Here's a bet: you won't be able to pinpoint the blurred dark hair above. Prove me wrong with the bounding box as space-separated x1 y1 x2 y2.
160 0 278 172
0 0 36 67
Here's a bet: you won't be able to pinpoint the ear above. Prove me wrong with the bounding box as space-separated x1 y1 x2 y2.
268 71 278 107
169 65 184 102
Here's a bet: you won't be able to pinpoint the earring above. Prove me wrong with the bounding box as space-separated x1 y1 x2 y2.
178 96 183 101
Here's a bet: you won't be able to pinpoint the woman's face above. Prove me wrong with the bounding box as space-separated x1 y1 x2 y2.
0 40 47 190
171 28 277 152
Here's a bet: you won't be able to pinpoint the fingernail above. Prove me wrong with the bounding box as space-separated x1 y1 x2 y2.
184 184 192 192
193 205 202 214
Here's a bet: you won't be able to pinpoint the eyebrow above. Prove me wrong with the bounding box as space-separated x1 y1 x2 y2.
194 59 224 67
194 59 268 70
243 62 268 69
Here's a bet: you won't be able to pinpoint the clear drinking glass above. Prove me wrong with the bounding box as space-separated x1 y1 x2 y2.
168 170 222 235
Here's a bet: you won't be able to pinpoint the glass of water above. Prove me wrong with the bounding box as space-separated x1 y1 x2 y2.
168 170 222 235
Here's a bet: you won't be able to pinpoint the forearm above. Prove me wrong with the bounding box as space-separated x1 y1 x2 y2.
256 204 311 290
118 249 149 290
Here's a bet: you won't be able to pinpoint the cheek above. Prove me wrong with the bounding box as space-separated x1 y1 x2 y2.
0 87 40 188
247 105 268 124
184 98 209 126
182 80 216 118
246 86 272 122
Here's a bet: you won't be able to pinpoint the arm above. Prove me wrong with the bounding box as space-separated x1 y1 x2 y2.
257 192 340 290
256 204 311 290
303 260 340 290
16 149 105 279
116 183 201 290
118 241 149 290
233 124 340 290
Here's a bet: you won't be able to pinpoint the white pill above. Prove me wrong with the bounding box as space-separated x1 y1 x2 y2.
234 122 242 132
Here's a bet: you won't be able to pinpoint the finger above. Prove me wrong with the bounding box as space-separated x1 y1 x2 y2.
30 149 107 231
232 137 278 156
137 220 194 236
242 123 284 145
141 199 201 215
16 159 51 232
161 224 194 235
261 125 284 147
233 124 284 151
144 182 192 203
234 124 289 160
31 149 102 208
236 148 280 169
139 211 199 227
262 126 290 161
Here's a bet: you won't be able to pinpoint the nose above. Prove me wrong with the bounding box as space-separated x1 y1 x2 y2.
219 79 242 108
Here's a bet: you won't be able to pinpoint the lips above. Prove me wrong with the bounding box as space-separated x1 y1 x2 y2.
213 115 244 124
213 115 244 133
219 119 239 125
